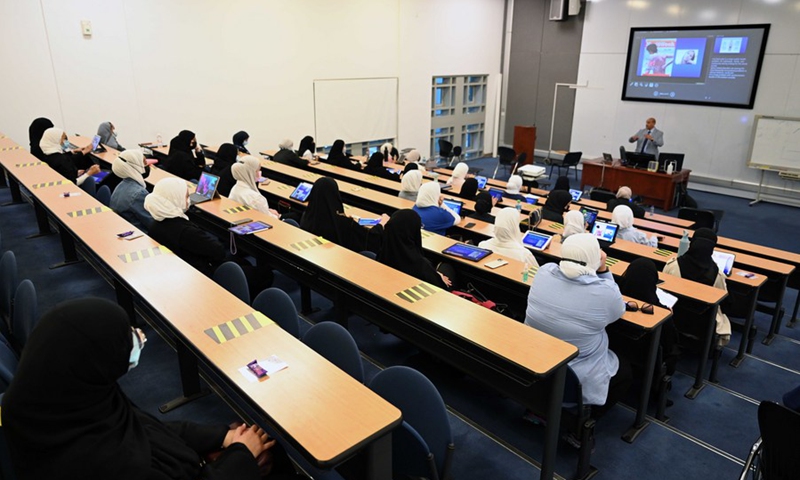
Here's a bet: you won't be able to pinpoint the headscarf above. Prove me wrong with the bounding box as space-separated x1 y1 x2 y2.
402 162 419 175
447 162 468 185
297 135 315 158
400 170 423 195
506 175 523 194
562 210 586 238
97 122 122 150
231 155 260 194
553 176 571 192
415 181 441 208
29 117 54 159
377 209 441 287
621 258 663 307
327 139 347 162
144 178 188 221
232 131 250 153
168 130 195 154
459 178 479 200
278 139 293 150
617 186 633 199
1 298 152 480
211 143 238 175
112 149 147 187
380 142 393 158
474 192 493 215
405 150 421 164
39 127 65 156
678 227 719 286
611 204 635 229
559 233 602 279
544 190 572 215
299 177 345 241
364 151 386 175
485 208 523 249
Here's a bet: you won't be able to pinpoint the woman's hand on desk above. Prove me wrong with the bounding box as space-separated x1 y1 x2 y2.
379 213 391 226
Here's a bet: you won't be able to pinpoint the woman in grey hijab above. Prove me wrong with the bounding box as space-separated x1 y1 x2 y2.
97 122 124 151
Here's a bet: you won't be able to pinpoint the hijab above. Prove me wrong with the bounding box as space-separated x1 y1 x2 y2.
678 227 719 286
553 176 571 192
415 181 441 208
327 139 347 162
380 142 393 158
377 209 442 287
402 162 419 175
621 258 664 307
506 175 523 194
299 177 345 241
97 122 122 150
29 117 54 159
405 150 421 164
144 178 188 221
484 208 524 250
364 151 386 175
474 192 493 215
169 130 195 154
459 178 479 200
562 210 586 238
400 170 423 195
232 131 250 153
448 162 468 185
611 204 635 229
231 155 260 193
617 186 633 199
112 149 147 188
212 143 238 175
278 138 293 150
559 233 602 279
40 127 65 156
297 135 315 158
544 190 572 215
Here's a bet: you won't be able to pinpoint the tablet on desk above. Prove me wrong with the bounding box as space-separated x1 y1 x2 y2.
229 221 272 235
442 243 493 262
442 198 463 215
91 170 110 183
289 182 313 202
569 189 583 202
580 207 598 229
524 195 538 204
489 188 505 200
475 176 488 189
522 231 553 251
357 217 381 226
590 219 619 246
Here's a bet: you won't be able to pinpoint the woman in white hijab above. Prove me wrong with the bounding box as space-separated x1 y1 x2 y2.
446 162 469 191
524 233 629 414
562 210 586 239
412 182 460 235
228 155 280 219
478 208 538 266
612 205 658 247
110 149 153 230
504 175 526 201
398 170 423 202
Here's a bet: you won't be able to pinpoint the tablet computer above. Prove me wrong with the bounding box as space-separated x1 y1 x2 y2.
290 182 313 202
524 194 538 204
489 188 505 200
357 217 381 226
228 221 272 235
580 207 598 228
475 176 488 189
442 198 463 215
569 189 583 202
590 219 619 247
91 170 110 183
522 231 553 251
442 243 493 262
711 250 735 277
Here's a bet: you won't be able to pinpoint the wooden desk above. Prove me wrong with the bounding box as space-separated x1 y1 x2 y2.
580 159 690 211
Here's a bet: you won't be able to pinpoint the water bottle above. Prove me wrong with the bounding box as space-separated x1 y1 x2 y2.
156 134 162 147
516 199 522 212
649 205 655 217
678 230 690 257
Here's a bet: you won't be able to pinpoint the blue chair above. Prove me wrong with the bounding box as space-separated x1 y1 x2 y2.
302 322 363 383
96 185 112 207
213 262 250 304
369 366 454 480
0 251 18 337
252 288 300 338
359 250 377 260
11 280 37 354
0 333 18 393
282 218 300 228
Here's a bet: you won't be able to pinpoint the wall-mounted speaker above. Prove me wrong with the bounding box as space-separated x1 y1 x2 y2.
549 0 567 21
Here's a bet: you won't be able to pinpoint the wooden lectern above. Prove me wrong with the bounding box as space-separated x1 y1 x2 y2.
513 125 536 165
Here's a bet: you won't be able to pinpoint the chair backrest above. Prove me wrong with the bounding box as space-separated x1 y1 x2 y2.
282 218 300 228
359 250 377 260
303 322 364 382
0 333 18 392
562 365 583 407
497 146 516 164
563 151 583 166
11 280 37 353
452 146 462 157
619 145 627 162
677 207 716 230
212 261 250 304
370 366 454 478
438 139 453 157
758 401 800 478
590 188 616 203
252 288 300 338
96 185 112 207
0 251 18 330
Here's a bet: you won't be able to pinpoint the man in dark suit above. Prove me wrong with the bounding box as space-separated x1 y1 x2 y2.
629 117 664 156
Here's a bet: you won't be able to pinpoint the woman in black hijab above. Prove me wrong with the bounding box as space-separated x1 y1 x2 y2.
212 143 239 196
1 298 291 480
164 130 205 181
28 117 53 161
297 136 315 159
468 191 496 223
299 177 386 253
552 176 571 192
458 178 479 200
378 210 450 289
676 228 719 285
401 162 418 177
363 152 399 181
325 139 360 171
232 131 250 154
542 190 572 223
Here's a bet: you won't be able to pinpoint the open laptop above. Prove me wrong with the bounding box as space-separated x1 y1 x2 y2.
289 182 313 202
442 198 463 216
569 189 583 202
91 135 106 153
711 250 735 277
188 172 220 205
590 219 619 248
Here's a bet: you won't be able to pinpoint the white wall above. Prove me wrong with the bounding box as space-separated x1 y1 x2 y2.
571 0 800 197
0 0 504 158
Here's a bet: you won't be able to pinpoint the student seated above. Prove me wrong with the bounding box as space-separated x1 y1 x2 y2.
404 150 424 172
378 209 452 289
458 178 479 201
562 210 586 239
211 143 238 197
324 139 360 171
552 175 571 192
541 190 572 223
413 182 460 235
400 162 418 179
110 149 154 231
233 130 250 154
229 156 280 219
273 139 306 168
446 162 469 192
468 192 497 224
503 175 526 201
612 205 659 247
163 130 205 181
1 297 303 480
607 186 646 218
39 127 100 195
296 135 315 160
299 177 387 253
381 143 399 163
478 208 538 266
398 170 423 202
524 233 630 418
364 151 400 181
28 117 54 161
97 121 124 151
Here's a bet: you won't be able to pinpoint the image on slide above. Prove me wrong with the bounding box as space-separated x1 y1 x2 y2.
639 38 675 76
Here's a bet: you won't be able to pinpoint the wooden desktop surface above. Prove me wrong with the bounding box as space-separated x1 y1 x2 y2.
581 158 691 211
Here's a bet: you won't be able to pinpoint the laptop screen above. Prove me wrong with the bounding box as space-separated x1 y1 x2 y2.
442 199 463 216
525 194 538 204
92 135 102 151
475 176 488 189
442 243 493 262
195 172 220 199
522 231 553 251
489 188 504 200
590 220 619 243
290 182 313 202
711 250 735 276
569 189 583 202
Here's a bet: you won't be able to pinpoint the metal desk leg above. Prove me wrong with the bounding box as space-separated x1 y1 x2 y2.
0 174 22 206
623 324 662 443
115 279 137 326
49 227 82 269
686 309 717 399
26 198 55 238
159 342 210 413
300 284 313 315
366 433 392 480
541 366 567 480
0 169 7 188
763 276 789 345
731 288 760 368
788 292 799 328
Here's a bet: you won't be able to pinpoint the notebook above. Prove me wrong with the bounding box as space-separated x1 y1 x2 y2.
711 250 735 277
289 182 313 202
590 219 619 248
475 176 488 189
569 189 583 202
442 243 493 262
189 172 220 205
442 198 463 216
522 231 553 251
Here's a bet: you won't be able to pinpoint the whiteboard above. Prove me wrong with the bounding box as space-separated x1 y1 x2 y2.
747 115 800 173
313 78 398 147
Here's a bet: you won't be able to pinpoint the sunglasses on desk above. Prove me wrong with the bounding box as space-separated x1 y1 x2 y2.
625 301 654 315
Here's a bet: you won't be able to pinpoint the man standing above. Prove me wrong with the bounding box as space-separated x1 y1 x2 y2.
629 118 664 156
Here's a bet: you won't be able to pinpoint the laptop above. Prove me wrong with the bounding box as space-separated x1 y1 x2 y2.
590 219 619 248
569 189 583 202
711 250 735 277
475 176 488 189
602 152 613 163
580 206 598 229
91 135 106 153
188 172 220 205
442 198 463 216
442 243 493 262
289 182 313 202
522 231 553 251
658 152 685 172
